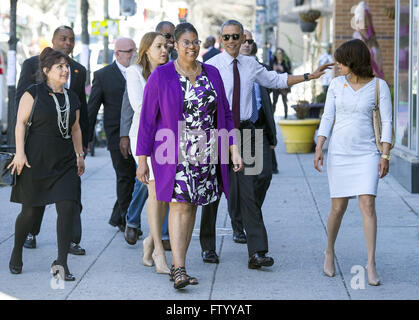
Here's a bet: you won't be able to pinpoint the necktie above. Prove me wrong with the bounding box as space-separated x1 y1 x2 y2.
232 59 241 129
250 84 258 123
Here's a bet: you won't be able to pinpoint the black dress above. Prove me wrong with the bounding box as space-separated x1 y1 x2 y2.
11 82 81 207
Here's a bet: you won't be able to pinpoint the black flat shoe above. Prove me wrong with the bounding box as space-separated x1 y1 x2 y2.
69 242 86 255
233 232 247 244
248 253 274 269
51 260 76 281
202 250 219 264
23 233 36 249
9 263 22 274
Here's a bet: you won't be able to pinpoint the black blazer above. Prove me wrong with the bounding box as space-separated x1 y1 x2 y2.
254 63 277 146
15 55 89 148
203 47 221 62
87 61 125 151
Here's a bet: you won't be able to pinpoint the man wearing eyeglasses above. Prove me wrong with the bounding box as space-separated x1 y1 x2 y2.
204 20 334 269
88 37 138 232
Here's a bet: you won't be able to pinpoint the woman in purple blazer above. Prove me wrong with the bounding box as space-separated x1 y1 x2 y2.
136 23 242 289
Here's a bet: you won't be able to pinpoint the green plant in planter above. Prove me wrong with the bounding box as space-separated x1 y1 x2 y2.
315 92 326 104
299 10 321 23
292 100 311 119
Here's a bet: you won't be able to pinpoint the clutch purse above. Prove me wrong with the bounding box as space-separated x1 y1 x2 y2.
0 86 38 186
0 152 16 186
373 79 395 153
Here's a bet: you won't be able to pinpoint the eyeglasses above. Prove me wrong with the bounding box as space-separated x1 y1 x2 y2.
161 33 173 40
179 39 202 48
245 39 254 45
221 34 240 41
117 48 136 53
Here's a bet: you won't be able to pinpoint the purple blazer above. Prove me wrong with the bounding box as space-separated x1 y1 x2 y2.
136 61 235 202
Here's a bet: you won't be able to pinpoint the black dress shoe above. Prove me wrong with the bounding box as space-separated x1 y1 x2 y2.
69 242 86 255
233 232 247 244
248 253 274 269
162 240 171 251
51 261 76 281
109 219 125 232
272 169 279 174
202 250 219 264
137 228 143 238
9 263 22 274
124 226 138 245
23 233 36 249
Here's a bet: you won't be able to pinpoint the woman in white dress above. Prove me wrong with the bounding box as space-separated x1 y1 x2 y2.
127 32 170 273
314 39 393 286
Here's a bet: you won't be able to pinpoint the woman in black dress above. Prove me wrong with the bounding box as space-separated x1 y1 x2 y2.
8 47 85 281
271 48 292 118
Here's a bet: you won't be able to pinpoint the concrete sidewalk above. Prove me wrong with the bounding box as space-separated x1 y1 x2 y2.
0 126 418 300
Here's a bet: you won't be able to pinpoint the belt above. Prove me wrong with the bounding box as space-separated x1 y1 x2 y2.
239 119 253 128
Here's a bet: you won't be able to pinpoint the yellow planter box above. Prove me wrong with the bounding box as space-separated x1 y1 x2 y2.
278 119 321 153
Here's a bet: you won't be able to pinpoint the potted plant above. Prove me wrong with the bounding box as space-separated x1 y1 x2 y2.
306 92 326 118
299 9 321 33
278 100 321 153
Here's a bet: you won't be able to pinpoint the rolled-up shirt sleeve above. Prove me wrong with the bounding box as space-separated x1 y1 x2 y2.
317 78 336 139
378 80 393 144
254 59 289 89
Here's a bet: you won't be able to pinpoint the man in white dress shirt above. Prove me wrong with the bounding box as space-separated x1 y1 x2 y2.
205 20 333 269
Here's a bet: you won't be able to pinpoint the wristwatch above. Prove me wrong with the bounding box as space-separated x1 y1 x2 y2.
304 73 310 81
381 154 391 160
76 152 85 158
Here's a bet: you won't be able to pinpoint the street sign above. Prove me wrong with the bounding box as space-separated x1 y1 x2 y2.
67 0 77 23
91 20 120 37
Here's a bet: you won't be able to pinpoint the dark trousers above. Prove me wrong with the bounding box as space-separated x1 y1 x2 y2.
228 122 269 257
109 149 136 226
254 132 273 209
200 198 220 252
30 179 82 244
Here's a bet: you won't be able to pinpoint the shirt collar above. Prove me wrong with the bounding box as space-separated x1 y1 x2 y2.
115 60 127 74
221 50 243 65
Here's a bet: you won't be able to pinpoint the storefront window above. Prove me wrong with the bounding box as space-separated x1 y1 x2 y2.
412 0 418 151
397 0 410 147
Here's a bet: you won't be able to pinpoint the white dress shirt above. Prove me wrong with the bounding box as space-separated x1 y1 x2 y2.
115 60 127 80
65 65 71 89
206 50 288 121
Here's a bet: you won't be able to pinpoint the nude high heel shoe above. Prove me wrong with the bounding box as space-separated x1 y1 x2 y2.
365 264 380 286
142 236 154 267
323 251 336 277
152 251 170 274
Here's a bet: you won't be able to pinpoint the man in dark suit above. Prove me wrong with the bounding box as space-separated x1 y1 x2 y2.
202 36 221 62
16 25 89 255
88 37 137 231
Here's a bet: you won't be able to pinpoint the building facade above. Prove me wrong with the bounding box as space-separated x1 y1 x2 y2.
392 0 419 192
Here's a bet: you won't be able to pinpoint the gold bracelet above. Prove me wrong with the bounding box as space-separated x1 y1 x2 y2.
381 154 391 160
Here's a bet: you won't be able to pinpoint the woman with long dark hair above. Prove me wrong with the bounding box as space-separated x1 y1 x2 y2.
8 47 85 281
314 39 393 286
271 48 292 118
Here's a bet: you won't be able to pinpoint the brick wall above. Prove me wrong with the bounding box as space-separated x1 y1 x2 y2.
333 0 395 85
